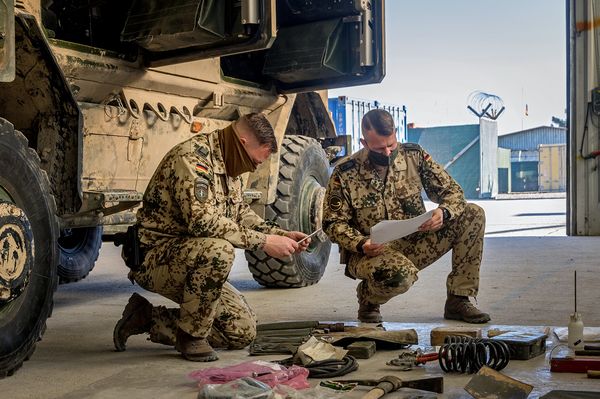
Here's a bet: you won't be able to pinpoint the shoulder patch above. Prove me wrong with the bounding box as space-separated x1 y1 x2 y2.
195 145 210 159
338 159 356 172
402 143 421 151
328 195 343 212
194 177 210 202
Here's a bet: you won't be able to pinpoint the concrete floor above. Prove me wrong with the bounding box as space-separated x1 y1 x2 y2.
1 197 600 398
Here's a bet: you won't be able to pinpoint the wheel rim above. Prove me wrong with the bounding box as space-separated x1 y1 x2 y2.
0 185 14 203
58 228 90 254
299 175 325 253
0 201 34 306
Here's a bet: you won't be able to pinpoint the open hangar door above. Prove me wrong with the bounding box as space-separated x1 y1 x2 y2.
569 0 600 235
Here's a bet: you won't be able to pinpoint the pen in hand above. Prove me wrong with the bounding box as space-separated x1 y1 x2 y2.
296 228 323 244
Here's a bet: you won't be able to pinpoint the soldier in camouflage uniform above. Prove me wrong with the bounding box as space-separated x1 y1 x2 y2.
113 113 310 362
323 109 490 324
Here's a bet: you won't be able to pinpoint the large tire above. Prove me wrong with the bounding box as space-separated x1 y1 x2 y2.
0 120 58 378
245 135 331 287
58 226 103 284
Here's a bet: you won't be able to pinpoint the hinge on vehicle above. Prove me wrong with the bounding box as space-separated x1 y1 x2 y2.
243 189 262 203
61 190 143 229
79 190 143 216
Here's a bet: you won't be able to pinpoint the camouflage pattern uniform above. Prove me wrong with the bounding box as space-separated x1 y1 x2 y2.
132 129 287 348
323 143 485 307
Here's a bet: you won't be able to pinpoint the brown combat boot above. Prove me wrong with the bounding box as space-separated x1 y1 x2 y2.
113 293 153 351
175 328 218 362
358 302 383 323
444 294 491 324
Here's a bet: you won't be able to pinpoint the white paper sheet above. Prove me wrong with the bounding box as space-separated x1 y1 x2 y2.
370 210 435 244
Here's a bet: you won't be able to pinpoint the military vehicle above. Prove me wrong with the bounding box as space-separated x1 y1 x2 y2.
0 0 385 376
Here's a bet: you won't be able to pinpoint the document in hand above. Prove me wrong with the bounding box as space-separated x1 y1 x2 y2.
370 210 435 244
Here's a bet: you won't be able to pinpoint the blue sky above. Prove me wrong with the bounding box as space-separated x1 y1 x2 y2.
330 0 566 135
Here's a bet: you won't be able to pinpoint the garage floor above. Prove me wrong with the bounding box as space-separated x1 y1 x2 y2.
1 198 599 398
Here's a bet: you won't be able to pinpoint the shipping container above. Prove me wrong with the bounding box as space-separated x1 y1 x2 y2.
328 96 407 155
538 144 566 192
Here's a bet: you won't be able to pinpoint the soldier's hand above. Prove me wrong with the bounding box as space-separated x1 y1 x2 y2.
418 208 444 232
285 231 310 252
263 234 299 258
362 239 384 257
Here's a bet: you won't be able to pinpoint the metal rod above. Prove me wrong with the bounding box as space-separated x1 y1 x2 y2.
575 270 577 313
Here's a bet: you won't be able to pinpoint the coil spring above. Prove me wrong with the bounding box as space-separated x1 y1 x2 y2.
438 335 510 373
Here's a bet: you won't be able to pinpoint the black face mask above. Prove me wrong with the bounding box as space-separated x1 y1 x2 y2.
368 147 398 166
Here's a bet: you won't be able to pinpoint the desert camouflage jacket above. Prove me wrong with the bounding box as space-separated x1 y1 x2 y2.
137 129 286 251
323 143 466 253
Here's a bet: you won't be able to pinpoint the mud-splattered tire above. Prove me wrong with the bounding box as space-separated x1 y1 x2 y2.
245 135 331 287
58 226 102 283
0 119 58 378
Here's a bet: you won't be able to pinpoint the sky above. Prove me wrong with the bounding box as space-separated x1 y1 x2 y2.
330 0 566 135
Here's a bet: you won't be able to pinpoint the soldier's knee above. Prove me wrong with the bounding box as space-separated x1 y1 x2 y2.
227 327 256 349
466 203 486 222
374 269 416 294
198 238 236 263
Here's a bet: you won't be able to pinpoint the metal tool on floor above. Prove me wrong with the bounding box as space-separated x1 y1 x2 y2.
332 376 444 398
438 336 510 373
249 321 345 355
550 355 600 373
386 348 439 370
568 270 584 350
464 366 533 399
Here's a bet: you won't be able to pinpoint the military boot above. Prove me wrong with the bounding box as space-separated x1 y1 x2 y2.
175 328 218 362
358 302 383 323
444 294 490 324
113 292 153 351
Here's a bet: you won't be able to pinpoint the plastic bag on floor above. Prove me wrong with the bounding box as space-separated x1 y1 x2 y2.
198 378 341 399
189 360 310 389
198 377 272 399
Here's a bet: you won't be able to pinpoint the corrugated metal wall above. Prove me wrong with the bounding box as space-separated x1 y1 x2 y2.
408 124 482 199
498 126 566 150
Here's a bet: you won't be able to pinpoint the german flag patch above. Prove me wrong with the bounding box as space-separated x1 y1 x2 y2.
196 163 209 174
423 152 431 161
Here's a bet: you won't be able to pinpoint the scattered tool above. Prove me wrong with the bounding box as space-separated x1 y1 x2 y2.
490 331 548 360
550 355 600 373
346 341 376 359
568 270 585 350
333 376 444 398
465 366 533 399
250 321 344 355
386 349 439 370
430 326 482 346
439 336 510 373
588 370 600 379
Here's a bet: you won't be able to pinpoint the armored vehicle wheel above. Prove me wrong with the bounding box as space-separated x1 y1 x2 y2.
58 226 103 283
246 135 331 287
0 120 58 378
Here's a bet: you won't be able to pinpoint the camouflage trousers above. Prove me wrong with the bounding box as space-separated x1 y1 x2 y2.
132 237 257 349
348 203 485 305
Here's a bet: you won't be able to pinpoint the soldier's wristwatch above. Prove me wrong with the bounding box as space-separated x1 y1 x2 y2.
441 207 451 222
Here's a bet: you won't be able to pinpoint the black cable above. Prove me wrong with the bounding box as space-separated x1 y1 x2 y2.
277 355 358 379
438 336 510 374
579 102 591 158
